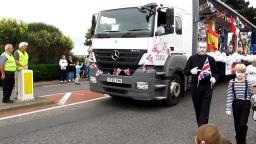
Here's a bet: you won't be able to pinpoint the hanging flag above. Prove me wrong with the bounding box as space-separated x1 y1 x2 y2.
90 63 97 70
235 17 244 31
142 64 147 72
207 28 218 52
198 57 212 80
124 68 131 76
152 47 159 54
96 70 103 77
147 54 154 64
113 68 122 75
230 17 236 33
208 1 217 13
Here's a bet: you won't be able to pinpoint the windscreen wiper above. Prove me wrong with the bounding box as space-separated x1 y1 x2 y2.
104 30 120 32
121 32 136 38
94 32 110 38
128 29 149 31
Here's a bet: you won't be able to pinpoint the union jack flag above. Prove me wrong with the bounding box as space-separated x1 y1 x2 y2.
143 64 147 72
96 70 103 77
124 68 130 76
198 57 211 80
90 63 97 70
113 68 122 75
152 47 159 54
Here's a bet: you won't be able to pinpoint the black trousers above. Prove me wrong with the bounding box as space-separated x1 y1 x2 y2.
232 99 251 144
60 70 66 81
2 71 15 102
191 83 213 127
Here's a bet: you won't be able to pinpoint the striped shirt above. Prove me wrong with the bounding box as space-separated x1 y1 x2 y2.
226 80 254 111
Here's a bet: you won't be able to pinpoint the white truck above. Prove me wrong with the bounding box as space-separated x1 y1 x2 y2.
89 0 196 106
88 0 254 105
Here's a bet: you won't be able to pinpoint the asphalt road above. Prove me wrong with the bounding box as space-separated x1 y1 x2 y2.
0 81 255 144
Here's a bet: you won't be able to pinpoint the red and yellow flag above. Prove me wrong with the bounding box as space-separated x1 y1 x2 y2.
207 28 218 52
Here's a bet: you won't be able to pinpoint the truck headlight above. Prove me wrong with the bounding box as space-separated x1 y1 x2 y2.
136 82 149 90
90 76 97 83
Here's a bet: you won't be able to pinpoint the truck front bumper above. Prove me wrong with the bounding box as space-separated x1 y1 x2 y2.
89 68 167 100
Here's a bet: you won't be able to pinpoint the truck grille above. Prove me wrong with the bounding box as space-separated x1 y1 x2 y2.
93 49 147 75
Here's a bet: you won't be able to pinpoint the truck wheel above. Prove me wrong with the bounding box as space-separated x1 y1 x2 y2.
166 74 183 106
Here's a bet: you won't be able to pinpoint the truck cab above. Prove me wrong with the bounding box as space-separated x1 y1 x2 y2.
89 1 194 106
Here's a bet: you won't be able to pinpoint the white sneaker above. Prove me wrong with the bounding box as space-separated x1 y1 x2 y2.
60 81 63 83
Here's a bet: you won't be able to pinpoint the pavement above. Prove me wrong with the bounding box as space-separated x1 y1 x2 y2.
0 80 69 112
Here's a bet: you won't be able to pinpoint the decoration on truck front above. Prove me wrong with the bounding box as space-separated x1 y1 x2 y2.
90 63 97 70
96 69 103 77
113 68 122 76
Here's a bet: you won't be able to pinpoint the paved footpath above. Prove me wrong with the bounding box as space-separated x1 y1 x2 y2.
0 80 105 119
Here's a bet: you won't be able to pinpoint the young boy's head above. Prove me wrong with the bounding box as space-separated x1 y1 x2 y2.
235 64 246 73
195 124 223 144
235 64 246 79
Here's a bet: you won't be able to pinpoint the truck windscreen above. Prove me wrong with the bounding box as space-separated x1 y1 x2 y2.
94 7 155 38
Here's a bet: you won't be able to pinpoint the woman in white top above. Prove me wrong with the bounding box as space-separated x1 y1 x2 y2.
246 58 256 88
59 54 68 82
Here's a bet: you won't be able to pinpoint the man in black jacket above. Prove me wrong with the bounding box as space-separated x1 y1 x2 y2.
184 41 218 127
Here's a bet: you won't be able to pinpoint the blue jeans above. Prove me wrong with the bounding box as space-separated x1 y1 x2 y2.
85 67 89 78
67 71 74 81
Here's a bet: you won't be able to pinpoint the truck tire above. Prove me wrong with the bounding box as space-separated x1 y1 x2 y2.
166 74 183 106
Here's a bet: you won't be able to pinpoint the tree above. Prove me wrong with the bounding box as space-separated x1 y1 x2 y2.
0 19 73 64
27 22 73 64
0 18 28 53
223 0 256 25
84 28 93 46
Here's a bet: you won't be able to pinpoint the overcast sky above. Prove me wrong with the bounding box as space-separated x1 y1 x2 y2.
0 0 255 55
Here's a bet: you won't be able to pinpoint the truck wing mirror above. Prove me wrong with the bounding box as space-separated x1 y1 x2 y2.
91 14 98 35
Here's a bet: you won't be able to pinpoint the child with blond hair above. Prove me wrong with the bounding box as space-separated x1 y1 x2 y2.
195 124 231 144
226 63 255 144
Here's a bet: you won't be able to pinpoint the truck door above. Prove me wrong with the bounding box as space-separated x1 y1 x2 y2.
174 15 183 53
155 8 174 58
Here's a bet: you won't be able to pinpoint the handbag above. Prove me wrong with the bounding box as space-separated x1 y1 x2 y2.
252 102 256 121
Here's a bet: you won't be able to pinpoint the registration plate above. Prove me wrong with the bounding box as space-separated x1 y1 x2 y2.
107 77 122 83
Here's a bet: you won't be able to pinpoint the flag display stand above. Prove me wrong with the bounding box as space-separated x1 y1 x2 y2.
17 70 34 101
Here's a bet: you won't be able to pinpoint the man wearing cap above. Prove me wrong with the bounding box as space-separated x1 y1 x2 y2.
0 44 17 103
13 42 29 99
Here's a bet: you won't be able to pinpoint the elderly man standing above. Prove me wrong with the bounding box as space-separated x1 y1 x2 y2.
14 42 29 99
0 44 16 103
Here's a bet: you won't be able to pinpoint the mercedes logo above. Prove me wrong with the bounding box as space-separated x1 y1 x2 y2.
111 50 120 60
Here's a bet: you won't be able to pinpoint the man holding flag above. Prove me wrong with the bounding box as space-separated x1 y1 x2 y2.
184 41 218 127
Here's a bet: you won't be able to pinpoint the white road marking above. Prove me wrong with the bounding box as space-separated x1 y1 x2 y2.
39 89 92 97
41 81 87 88
57 92 72 105
40 92 65 97
0 96 109 121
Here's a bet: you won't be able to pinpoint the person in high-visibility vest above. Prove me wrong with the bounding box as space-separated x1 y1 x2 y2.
0 44 16 103
14 42 29 99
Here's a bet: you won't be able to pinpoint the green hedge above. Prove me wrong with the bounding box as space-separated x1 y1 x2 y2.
29 64 59 82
